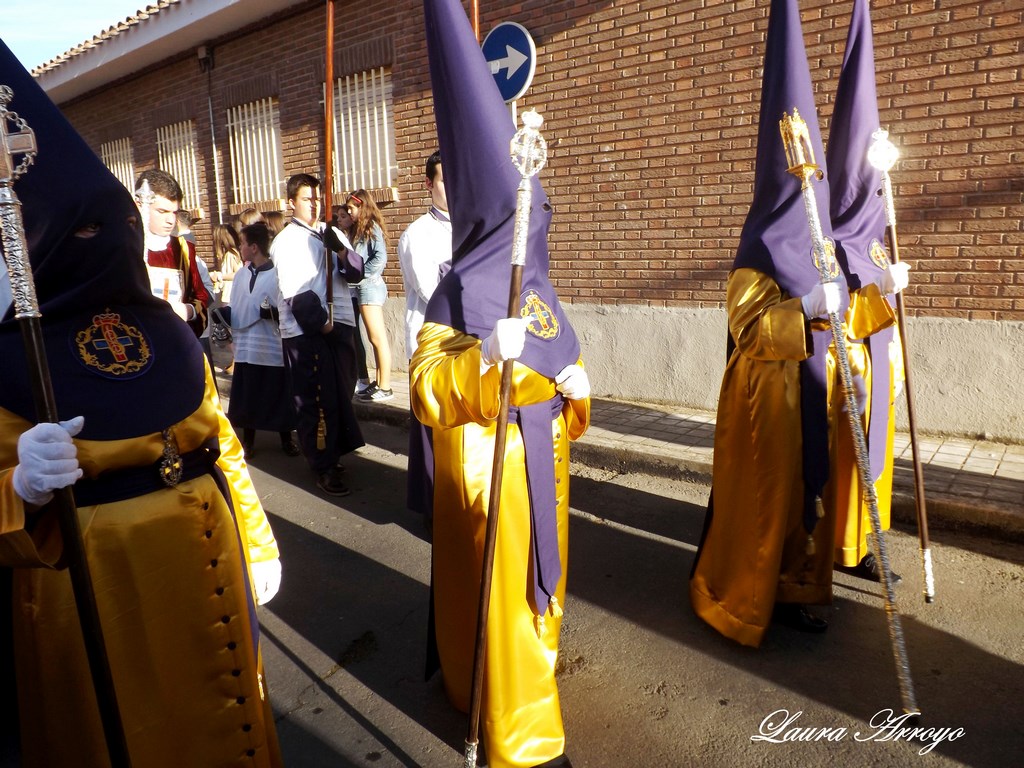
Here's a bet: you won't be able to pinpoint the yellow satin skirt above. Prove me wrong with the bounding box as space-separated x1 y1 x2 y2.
411 322 590 767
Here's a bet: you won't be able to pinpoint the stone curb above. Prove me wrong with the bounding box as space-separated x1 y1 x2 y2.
354 400 1024 544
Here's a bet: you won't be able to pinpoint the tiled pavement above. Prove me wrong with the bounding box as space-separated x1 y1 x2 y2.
345 375 1024 541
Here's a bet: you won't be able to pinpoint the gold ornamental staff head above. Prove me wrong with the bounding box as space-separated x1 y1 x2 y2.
780 108 824 185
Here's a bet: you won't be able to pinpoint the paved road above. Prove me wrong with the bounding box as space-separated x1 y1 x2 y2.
253 421 1023 768
3 419 1020 766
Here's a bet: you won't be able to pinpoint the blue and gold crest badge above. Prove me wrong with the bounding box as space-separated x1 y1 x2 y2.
520 290 559 341
73 308 153 379
869 238 891 270
812 237 841 280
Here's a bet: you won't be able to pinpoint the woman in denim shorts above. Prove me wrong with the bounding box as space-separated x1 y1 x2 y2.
346 190 394 401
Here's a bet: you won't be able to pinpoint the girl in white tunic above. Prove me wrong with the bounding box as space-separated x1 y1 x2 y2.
228 221 299 457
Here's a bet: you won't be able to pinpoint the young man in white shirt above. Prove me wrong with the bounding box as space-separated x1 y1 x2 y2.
272 173 365 496
397 152 454 521
397 151 452 360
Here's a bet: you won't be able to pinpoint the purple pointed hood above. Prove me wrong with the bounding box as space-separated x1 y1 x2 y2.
0 38 205 440
422 0 579 378
734 0 840 299
827 0 895 481
734 0 839 531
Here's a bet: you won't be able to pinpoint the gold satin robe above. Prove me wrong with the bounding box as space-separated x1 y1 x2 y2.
689 268 894 648
410 322 590 768
0 366 282 767
832 322 905 567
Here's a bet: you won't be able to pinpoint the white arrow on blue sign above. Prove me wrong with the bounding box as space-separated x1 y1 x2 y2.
481 21 536 103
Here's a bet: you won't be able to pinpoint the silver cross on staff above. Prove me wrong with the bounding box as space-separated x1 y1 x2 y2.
0 85 41 319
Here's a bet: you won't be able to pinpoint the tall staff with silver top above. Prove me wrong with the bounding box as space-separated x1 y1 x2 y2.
0 85 132 767
323 0 337 329
463 108 547 768
868 129 935 604
780 109 919 717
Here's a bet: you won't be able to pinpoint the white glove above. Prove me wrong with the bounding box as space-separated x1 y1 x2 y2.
875 262 911 295
841 374 868 416
12 417 85 506
801 282 841 319
555 364 591 400
480 317 528 368
250 558 282 605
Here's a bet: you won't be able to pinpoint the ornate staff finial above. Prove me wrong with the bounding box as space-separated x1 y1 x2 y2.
508 109 547 268
0 85 41 318
0 86 38 181
778 108 835 282
868 128 900 228
780 108 824 182
868 128 899 173
510 108 547 179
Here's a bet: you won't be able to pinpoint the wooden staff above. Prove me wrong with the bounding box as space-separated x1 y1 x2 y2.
471 0 480 41
464 109 548 768
869 129 934 604
323 0 336 327
0 86 133 766
781 109 919 716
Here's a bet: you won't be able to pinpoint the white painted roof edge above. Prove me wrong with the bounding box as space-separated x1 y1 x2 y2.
34 0 307 104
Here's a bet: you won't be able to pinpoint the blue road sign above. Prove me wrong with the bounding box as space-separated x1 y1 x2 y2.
481 22 536 103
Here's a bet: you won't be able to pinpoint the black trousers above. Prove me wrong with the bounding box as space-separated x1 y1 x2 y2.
282 324 365 475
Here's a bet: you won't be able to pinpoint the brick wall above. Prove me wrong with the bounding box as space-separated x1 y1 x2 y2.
59 0 1023 320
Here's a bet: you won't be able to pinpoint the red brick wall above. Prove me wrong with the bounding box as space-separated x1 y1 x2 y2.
59 0 1023 320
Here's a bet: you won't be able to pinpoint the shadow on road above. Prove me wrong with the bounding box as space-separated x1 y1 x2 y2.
563 475 1024 768
252 422 1021 767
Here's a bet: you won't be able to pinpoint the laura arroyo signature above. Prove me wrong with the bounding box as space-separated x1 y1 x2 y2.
751 709 966 755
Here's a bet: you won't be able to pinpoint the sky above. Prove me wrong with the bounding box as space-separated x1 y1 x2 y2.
1 1 147 70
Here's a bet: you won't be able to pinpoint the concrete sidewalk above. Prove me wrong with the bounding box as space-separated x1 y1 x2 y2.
352 376 1024 542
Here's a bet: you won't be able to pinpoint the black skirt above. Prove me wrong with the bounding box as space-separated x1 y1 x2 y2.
227 362 297 432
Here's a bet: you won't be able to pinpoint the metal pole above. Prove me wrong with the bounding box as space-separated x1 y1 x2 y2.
780 109 919 716
870 130 934 603
324 0 336 324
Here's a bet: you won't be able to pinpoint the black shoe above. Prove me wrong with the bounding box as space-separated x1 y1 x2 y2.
362 386 394 402
316 471 350 497
773 604 829 633
533 755 573 768
241 441 255 459
356 382 380 401
837 552 902 585
281 439 301 457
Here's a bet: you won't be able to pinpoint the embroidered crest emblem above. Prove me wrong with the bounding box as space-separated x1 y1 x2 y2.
812 238 841 280
73 308 153 379
869 238 891 269
520 290 559 340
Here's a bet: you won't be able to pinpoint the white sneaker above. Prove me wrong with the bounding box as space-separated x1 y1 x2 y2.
355 378 371 395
